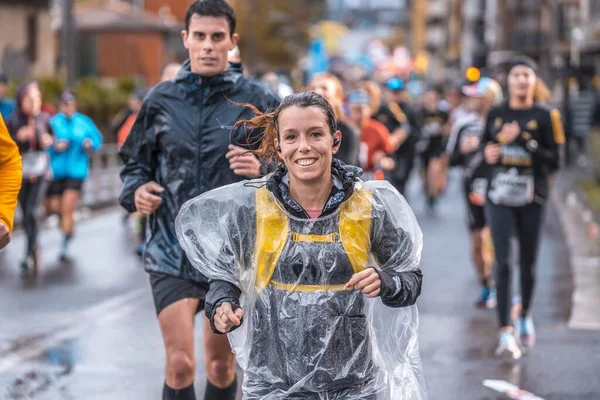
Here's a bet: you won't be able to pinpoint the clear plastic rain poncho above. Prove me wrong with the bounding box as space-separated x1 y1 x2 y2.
176 178 426 400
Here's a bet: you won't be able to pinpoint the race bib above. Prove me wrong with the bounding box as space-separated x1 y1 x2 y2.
488 168 534 207
21 151 49 179
423 122 443 137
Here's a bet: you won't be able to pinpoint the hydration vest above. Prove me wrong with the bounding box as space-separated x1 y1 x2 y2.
253 186 374 290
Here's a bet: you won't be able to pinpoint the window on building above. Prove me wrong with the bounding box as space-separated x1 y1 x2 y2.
26 14 38 63
592 0 600 16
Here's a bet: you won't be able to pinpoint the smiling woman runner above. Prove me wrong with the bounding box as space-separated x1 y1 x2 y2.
176 92 426 400
482 56 565 359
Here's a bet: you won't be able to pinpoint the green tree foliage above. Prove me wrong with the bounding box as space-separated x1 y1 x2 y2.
233 0 325 71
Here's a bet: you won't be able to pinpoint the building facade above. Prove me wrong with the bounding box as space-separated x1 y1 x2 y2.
484 0 554 79
73 1 182 85
0 0 56 78
326 0 408 27
579 0 600 76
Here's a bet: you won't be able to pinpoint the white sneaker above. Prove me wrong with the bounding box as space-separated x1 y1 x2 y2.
46 214 60 228
495 331 522 360
516 316 536 349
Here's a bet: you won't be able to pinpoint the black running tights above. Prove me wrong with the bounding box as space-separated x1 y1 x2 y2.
486 201 544 328
18 179 44 256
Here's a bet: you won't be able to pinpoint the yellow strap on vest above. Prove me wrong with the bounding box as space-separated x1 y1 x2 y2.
550 109 565 145
254 187 289 289
339 190 373 274
387 102 408 124
291 232 338 243
270 281 348 292
254 187 373 289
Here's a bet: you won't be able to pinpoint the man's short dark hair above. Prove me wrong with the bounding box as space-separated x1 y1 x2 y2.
0 74 8 85
185 0 236 35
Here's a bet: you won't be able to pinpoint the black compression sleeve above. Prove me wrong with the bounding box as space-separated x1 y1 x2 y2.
205 280 242 334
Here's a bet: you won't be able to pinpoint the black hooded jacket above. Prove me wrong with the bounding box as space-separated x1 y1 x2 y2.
6 84 53 155
119 60 280 282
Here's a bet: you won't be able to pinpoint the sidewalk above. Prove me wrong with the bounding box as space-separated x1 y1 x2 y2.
550 166 600 330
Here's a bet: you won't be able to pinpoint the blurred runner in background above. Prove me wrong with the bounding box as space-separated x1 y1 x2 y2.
482 57 565 359
47 90 103 263
447 77 503 309
419 87 450 210
307 72 360 166
6 82 53 275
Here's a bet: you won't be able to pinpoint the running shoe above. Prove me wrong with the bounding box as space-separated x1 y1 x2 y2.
474 287 497 309
495 331 522 360
59 252 74 264
20 256 31 272
487 288 497 308
31 246 41 275
516 316 536 348
20 255 37 277
427 196 437 210
474 286 490 308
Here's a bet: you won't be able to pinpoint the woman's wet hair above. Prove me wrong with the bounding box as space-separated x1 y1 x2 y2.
235 92 337 163
533 79 553 103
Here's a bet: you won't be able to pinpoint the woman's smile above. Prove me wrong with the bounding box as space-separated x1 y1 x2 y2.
295 157 318 167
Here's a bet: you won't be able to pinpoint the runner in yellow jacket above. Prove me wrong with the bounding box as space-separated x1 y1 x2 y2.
0 114 22 248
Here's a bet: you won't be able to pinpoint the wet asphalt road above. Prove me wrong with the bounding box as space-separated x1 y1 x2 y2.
0 171 598 400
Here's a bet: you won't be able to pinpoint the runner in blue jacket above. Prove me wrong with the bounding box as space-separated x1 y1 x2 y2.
47 90 103 262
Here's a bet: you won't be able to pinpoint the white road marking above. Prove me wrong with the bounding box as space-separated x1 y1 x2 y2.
483 380 545 400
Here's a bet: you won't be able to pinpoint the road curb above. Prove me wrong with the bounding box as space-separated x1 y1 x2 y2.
550 169 600 331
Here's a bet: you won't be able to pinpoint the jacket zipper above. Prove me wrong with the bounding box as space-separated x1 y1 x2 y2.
196 79 205 191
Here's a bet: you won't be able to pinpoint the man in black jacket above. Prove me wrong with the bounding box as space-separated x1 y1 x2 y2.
118 2 279 399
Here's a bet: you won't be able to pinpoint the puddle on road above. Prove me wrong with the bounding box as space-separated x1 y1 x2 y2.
4 340 78 399
41 340 77 376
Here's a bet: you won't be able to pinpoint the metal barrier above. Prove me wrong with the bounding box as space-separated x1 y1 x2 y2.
13 144 123 226
82 143 122 208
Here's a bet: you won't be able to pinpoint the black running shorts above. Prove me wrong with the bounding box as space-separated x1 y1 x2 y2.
46 179 84 196
149 271 208 316
463 179 486 232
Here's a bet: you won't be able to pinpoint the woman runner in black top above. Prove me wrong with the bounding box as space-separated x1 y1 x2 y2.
482 57 565 359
